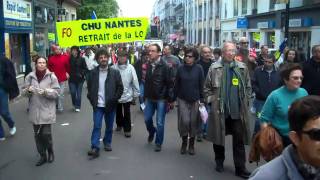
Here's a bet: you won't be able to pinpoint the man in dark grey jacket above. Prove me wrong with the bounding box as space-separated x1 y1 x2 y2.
86 48 123 159
250 95 320 180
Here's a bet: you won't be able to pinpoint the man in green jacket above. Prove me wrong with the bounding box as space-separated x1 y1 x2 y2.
204 42 254 179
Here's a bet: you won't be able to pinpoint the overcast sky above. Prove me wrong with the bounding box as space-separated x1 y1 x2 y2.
116 0 156 17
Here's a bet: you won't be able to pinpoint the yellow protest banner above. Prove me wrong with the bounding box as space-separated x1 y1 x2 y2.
56 17 149 47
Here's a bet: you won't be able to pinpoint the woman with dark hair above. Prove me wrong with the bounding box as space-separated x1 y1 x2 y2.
174 47 204 155
69 46 88 112
284 49 300 63
260 63 308 147
23 56 60 166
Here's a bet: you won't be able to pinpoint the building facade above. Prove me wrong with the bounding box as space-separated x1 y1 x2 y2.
218 0 320 57
184 0 221 47
0 0 80 78
0 0 33 76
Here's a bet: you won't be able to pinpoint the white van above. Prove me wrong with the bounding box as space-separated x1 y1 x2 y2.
134 39 164 51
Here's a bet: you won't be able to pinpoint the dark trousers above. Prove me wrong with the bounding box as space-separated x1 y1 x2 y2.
213 117 246 170
116 102 132 132
33 124 53 156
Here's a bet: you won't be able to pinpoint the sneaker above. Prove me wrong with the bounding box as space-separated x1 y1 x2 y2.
75 109 80 112
87 149 99 159
147 133 154 143
9 126 16 136
154 144 162 152
196 136 202 142
124 132 131 138
0 137 5 141
104 144 112 151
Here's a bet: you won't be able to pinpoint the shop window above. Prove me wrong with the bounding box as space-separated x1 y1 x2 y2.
10 34 25 75
270 0 276 10
242 0 247 15
250 32 260 49
267 32 275 48
231 32 239 42
234 0 239 16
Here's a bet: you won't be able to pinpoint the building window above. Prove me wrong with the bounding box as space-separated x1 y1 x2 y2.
250 32 260 49
215 0 220 17
269 0 276 10
242 0 247 15
234 0 238 16
224 3 227 18
267 32 275 48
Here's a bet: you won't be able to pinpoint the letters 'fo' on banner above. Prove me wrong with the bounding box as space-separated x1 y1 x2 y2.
56 17 149 47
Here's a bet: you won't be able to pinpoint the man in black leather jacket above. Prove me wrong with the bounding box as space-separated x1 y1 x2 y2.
144 43 174 152
86 48 123 159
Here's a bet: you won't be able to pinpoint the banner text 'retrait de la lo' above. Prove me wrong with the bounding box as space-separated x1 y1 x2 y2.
56 17 149 47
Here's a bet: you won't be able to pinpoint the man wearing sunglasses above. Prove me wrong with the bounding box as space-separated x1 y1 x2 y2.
250 95 320 179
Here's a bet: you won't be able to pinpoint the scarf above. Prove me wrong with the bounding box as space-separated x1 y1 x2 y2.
219 61 245 114
36 69 46 83
290 146 320 180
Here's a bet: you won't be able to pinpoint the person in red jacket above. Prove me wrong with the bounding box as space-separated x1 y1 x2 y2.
48 45 70 112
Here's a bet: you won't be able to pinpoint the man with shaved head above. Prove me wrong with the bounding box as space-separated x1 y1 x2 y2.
204 42 254 179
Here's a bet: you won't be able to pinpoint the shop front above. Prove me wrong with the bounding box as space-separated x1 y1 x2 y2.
33 0 57 57
246 11 278 50
0 0 33 76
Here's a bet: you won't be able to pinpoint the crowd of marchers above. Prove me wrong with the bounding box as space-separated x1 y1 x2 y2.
0 38 320 179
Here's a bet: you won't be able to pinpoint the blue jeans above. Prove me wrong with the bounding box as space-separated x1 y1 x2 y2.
91 107 116 150
69 81 84 109
0 87 15 138
144 99 167 145
253 99 265 134
138 82 145 104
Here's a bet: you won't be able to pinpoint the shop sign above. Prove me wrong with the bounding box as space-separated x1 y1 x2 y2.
56 17 149 47
289 19 302 27
257 22 269 29
3 0 32 21
237 17 248 29
3 0 32 29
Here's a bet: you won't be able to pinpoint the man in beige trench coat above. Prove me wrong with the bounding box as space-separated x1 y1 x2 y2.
204 42 254 179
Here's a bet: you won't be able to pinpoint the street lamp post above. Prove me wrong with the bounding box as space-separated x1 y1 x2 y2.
284 0 290 42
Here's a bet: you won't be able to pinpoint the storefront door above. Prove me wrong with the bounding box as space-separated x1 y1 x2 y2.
10 33 29 75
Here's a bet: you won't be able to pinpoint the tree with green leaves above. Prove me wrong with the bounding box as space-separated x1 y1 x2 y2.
77 0 119 20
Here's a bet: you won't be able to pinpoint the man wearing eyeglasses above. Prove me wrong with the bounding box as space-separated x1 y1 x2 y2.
204 42 254 178
250 95 320 179
237 37 257 79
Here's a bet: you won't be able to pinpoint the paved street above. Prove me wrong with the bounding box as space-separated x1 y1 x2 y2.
0 90 259 180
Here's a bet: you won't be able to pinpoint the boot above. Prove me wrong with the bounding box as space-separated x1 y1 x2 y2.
180 136 188 154
48 148 55 163
188 137 195 155
36 154 47 166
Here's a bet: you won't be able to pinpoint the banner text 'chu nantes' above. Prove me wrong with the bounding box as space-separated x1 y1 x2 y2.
56 17 149 47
